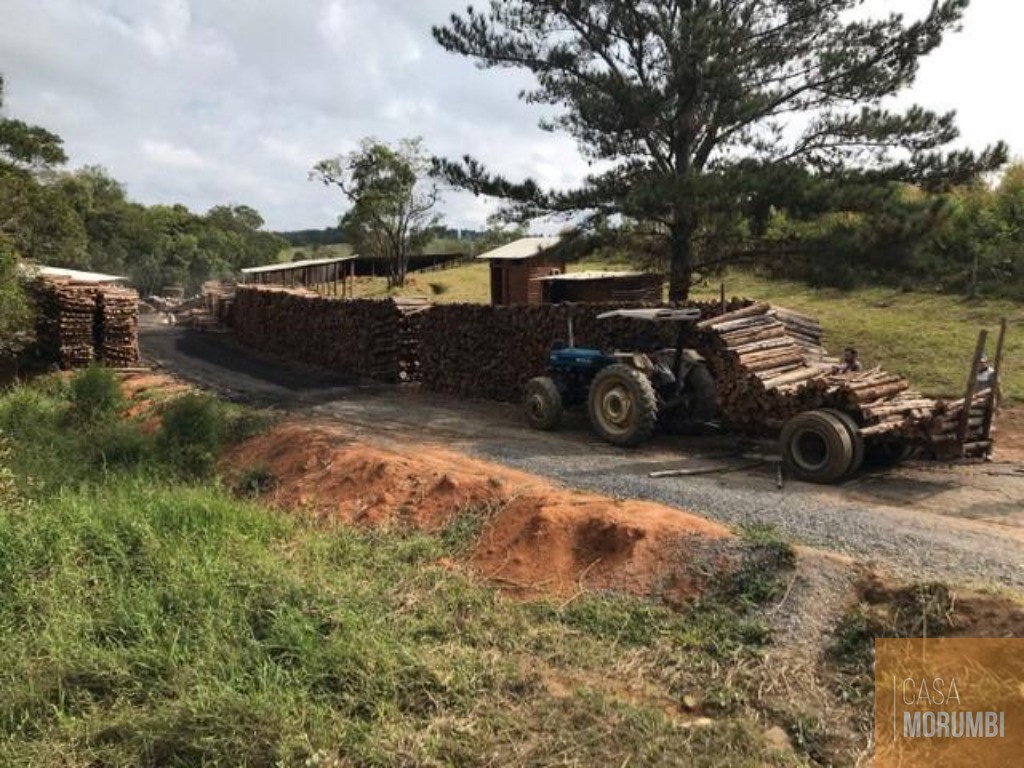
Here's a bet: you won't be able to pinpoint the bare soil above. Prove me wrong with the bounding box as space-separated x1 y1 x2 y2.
222 421 734 601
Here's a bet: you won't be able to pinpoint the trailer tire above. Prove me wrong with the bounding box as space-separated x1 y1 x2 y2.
523 376 563 431
588 364 658 447
781 410 856 484
823 409 865 478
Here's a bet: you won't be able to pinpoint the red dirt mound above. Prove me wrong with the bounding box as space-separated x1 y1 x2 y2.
223 422 734 600
474 495 732 601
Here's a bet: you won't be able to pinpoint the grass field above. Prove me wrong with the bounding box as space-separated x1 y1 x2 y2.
0 372 802 767
348 263 1021 401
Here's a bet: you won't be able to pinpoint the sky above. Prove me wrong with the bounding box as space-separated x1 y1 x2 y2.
0 0 1019 233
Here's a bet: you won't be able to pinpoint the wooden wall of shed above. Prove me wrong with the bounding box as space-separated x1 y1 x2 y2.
489 257 565 305
546 274 664 304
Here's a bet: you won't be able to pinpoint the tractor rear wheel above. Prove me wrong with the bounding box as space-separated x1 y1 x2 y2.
780 410 856 484
588 364 658 447
523 376 563 431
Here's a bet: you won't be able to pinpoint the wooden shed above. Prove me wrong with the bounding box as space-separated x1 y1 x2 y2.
534 271 664 304
240 255 358 296
477 237 565 305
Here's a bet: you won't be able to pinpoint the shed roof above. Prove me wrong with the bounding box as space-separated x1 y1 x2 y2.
22 264 128 284
241 255 358 275
476 236 563 261
533 270 652 282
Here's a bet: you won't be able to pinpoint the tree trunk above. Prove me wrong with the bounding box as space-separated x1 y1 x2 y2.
667 215 696 303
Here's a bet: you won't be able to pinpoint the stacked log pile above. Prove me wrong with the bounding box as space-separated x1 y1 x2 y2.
231 285 405 382
395 298 431 382
31 279 98 368
30 278 141 369
418 299 750 402
697 302 993 456
97 287 140 366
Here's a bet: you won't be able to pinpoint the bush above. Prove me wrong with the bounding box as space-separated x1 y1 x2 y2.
157 394 224 478
69 366 124 423
89 422 153 470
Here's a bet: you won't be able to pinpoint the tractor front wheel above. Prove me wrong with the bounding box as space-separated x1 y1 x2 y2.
523 376 563 431
588 364 658 447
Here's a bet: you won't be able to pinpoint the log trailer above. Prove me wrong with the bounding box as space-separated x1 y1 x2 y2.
523 303 1006 485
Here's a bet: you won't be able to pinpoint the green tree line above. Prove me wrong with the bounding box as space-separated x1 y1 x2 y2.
1 75 285 301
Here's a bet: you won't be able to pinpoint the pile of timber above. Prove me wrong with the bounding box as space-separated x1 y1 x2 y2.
395 298 431 382
418 299 750 401
231 285 405 382
697 302 991 455
97 287 140 366
31 279 99 368
29 278 141 369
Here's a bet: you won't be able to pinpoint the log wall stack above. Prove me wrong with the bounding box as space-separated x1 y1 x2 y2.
31 280 98 368
97 287 140 366
231 285 405 382
30 278 140 369
418 299 749 402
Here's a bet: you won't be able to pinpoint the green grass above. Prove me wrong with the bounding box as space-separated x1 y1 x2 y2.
0 377 806 766
0 487 800 766
691 270 1023 401
350 261 492 304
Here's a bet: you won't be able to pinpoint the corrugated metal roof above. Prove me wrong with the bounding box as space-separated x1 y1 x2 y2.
533 270 651 282
476 236 563 261
21 264 128 284
241 254 358 275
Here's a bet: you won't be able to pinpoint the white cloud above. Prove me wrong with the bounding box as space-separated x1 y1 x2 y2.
140 140 206 170
0 0 1020 232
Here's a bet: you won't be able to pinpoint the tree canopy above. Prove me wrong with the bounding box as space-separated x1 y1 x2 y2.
433 0 1008 300
312 138 442 288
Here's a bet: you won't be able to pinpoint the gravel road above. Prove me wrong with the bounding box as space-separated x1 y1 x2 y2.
143 326 1024 592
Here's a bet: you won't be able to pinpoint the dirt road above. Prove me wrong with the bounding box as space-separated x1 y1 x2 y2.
142 326 1024 591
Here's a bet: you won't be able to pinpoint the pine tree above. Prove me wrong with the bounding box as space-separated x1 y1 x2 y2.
433 0 1007 300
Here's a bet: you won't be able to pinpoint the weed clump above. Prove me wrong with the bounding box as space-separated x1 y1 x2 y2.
69 366 124 423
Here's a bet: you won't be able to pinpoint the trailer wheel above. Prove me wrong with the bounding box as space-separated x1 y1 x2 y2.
523 376 563 431
588 364 658 447
781 410 856 484
823 409 865 477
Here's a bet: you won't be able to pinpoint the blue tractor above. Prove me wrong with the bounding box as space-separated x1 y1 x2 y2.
523 308 717 447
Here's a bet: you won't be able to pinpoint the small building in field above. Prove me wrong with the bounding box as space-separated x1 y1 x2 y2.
240 255 358 295
477 236 565 305
533 271 664 304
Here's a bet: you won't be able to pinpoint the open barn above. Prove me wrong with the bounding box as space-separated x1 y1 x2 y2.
240 255 358 296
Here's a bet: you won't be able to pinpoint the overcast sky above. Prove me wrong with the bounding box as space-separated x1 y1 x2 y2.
0 0 1018 232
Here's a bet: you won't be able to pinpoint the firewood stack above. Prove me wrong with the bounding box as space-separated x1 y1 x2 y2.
394 298 431 382
697 302 994 456
31 279 99 369
417 299 751 401
97 287 140 366
30 278 141 370
231 286 406 382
